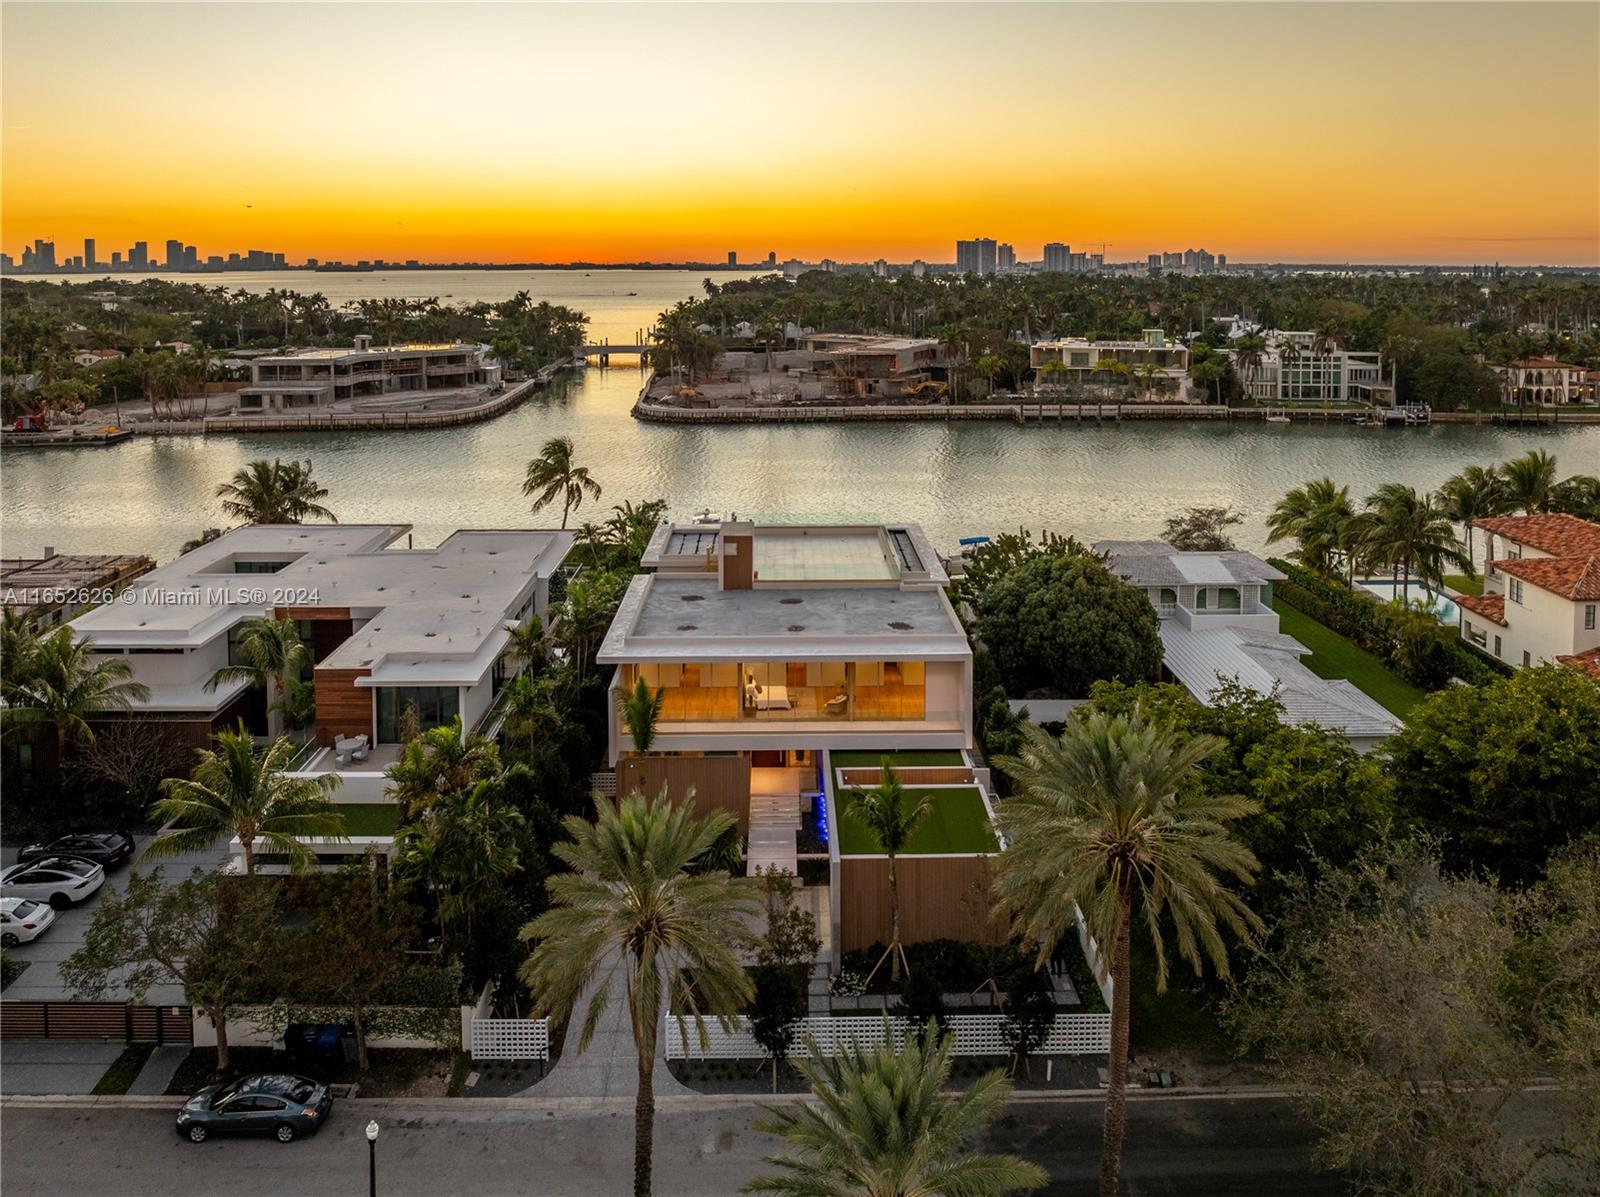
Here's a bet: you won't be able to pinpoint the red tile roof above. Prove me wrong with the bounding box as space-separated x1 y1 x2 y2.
1556 646 1600 680
1506 357 1578 369
1472 514 1600 558
1456 592 1507 626
1494 554 1600 601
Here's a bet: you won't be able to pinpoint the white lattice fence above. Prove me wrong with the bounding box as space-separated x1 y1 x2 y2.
663 1013 1109 1059
470 1017 550 1061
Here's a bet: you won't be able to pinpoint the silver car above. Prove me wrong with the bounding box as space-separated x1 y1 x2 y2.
0 856 106 909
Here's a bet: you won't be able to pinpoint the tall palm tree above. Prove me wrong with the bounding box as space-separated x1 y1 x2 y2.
3 627 151 764
747 1026 1047 1197
618 676 666 754
522 436 602 529
993 711 1261 1197
147 725 345 875
520 789 760 1197
1363 483 1472 600
1439 465 1506 569
215 459 337 524
1499 449 1559 515
1231 333 1268 397
0 608 42 705
383 717 501 817
1266 478 1353 574
844 762 932 984
205 616 309 735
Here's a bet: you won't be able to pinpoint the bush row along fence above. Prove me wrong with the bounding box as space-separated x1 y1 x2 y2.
662 1013 1111 1060
1267 557 1510 687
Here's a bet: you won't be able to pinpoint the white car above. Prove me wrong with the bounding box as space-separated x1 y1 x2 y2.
0 856 105 909
0 897 57 946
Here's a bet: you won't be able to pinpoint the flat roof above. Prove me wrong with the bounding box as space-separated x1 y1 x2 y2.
1096 541 1284 588
255 342 480 365
71 525 574 689
754 531 898 582
598 574 968 663
836 786 997 855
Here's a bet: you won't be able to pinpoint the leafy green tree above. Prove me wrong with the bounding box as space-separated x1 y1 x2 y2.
1267 478 1354 574
746 1025 1047 1197
999 964 1057 1079
1385 666 1600 886
147 725 345 875
204 616 308 735
975 549 1162 697
949 528 1090 609
548 569 626 683
520 789 760 1197
1161 505 1242 551
1499 449 1559 514
394 777 523 956
383 717 501 817
845 762 932 984
62 868 280 1071
522 435 601 528
215 458 336 524
993 711 1261 1197
3 626 151 763
618 675 666 754
749 963 810 1093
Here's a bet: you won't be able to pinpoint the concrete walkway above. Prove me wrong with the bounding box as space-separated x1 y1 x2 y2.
526 963 690 1099
126 1045 188 1096
0 1042 124 1095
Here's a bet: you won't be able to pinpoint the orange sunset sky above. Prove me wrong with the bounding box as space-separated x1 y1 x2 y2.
3 1 1598 266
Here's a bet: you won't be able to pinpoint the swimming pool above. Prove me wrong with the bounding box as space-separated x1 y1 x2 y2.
1357 579 1460 625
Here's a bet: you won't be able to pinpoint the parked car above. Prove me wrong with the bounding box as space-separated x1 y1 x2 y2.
176 1073 333 1143
0 897 57 946
0 857 105 909
17 831 135 869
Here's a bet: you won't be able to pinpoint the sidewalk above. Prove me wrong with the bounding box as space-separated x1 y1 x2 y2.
524 962 690 1100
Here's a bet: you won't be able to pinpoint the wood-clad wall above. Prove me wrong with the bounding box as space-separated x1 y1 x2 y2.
839 856 1004 952
313 667 372 746
618 755 750 837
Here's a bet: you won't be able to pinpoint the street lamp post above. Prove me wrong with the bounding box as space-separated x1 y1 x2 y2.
366 1119 380 1197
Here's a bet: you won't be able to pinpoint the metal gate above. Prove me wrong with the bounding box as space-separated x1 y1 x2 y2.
0 1001 193 1043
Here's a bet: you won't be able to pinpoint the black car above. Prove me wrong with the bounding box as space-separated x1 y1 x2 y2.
176 1073 332 1143
17 832 135 869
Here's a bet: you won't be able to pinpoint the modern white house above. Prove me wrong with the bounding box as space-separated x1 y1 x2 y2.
1029 329 1189 394
236 336 502 413
1229 333 1393 405
68 524 574 836
598 519 993 960
1097 541 1401 751
1458 514 1600 671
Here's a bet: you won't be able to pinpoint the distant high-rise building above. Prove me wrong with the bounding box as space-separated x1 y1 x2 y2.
272 252 286 268
911 259 926 278
183 245 199 270
207 255 224 269
165 239 184 269
727 250 737 267
819 258 836 273
1216 253 1227 272
83 238 97 270
956 238 997 275
227 252 242 268
765 250 777 268
1042 242 1072 273
997 243 1016 273
1148 253 1161 270
130 242 149 269
1088 253 1104 272
872 258 888 278
111 251 122 268
0 253 13 273
32 239 57 271
782 258 806 278
1162 252 1183 270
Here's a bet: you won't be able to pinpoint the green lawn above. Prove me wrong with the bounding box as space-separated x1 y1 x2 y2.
829 749 967 770
1444 573 1484 596
336 803 402 836
1271 598 1426 720
837 786 998 855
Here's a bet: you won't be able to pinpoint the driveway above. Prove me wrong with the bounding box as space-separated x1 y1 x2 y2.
0 1042 127 1095
1 836 230 1005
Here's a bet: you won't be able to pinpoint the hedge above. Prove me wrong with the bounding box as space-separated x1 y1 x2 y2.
1268 558 1510 688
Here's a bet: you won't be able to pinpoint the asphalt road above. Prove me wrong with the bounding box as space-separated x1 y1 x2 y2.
0 1092 1343 1197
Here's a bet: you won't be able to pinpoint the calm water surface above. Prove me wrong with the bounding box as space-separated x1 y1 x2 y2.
5 272 1597 560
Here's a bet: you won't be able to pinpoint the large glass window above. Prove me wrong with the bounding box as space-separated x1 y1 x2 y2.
233 561 290 574
376 686 458 743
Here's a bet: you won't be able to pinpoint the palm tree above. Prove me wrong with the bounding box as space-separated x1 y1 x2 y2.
522 436 602 529
520 789 760 1197
0 608 42 705
394 777 523 953
618 676 666 754
746 1026 1047 1197
3 627 151 764
503 616 547 674
205 616 309 735
1266 478 1353 574
844 762 932 984
1363 483 1472 601
215 459 336 524
147 725 345 875
383 718 501 818
992 711 1261 1197
1231 333 1268 397
1439 465 1505 570
1499 449 1559 515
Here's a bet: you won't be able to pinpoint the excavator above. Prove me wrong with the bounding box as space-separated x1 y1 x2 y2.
898 380 948 403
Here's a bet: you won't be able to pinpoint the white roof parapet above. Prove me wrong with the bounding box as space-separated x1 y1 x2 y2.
1095 541 1285 588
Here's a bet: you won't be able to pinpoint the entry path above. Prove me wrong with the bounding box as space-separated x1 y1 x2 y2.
527 962 691 1099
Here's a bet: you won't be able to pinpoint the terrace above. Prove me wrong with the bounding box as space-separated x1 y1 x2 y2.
835 786 998 856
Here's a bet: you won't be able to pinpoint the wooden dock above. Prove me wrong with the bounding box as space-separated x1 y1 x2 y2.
631 398 1373 426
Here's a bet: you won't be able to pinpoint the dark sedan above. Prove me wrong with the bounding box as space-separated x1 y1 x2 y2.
175 1074 333 1144
17 832 135 869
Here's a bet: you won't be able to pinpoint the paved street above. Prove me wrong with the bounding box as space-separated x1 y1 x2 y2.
0 1092 1342 1196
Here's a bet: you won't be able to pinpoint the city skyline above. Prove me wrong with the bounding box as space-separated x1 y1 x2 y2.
2 3 1598 267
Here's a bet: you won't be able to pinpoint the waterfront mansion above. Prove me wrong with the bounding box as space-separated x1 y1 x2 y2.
1458 514 1600 676
236 335 502 413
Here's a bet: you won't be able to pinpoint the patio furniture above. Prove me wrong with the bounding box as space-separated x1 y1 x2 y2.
825 691 849 716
